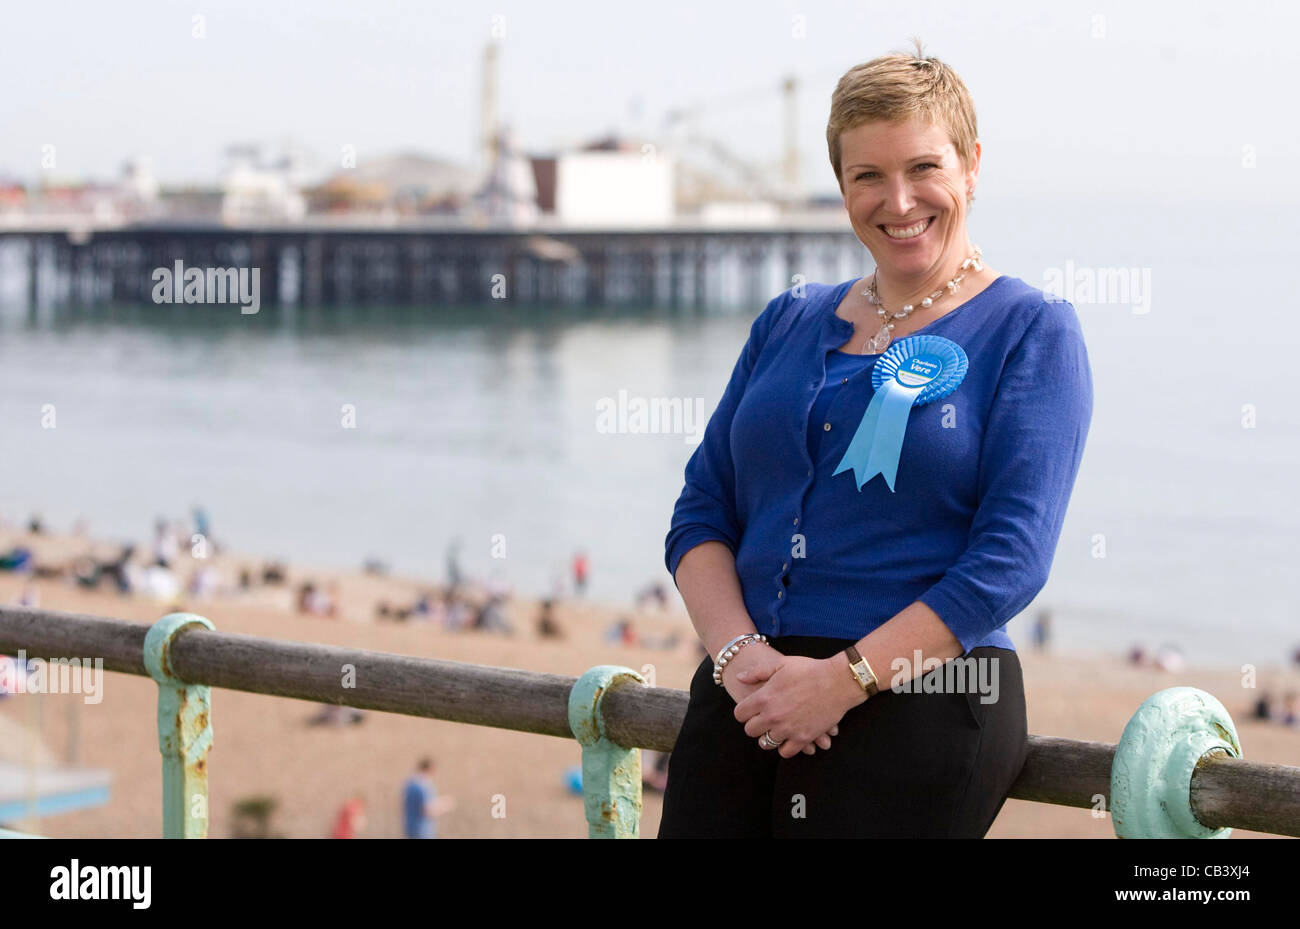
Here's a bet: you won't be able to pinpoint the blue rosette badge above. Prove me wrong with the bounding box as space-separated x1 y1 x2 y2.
832 334 969 492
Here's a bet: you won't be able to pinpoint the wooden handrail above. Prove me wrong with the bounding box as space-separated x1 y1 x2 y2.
2 605 1297 838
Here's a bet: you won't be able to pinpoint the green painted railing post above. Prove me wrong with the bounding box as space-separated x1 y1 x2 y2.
144 613 215 839
1111 686 1241 839
568 665 644 839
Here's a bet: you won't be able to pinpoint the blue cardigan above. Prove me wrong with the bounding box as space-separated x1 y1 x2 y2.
664 275 1093 654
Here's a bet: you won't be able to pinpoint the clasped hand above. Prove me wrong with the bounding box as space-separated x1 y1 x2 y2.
721 646 852 760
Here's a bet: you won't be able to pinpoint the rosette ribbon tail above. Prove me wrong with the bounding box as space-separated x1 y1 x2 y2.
832 380 924 492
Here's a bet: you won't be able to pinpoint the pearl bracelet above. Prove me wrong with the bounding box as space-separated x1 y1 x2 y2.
712 633 768 685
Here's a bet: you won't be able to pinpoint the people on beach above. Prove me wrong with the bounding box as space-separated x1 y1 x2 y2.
330 794 367 839
572 551 588 596
402 757 455 838
376 589 442 623
379 589 470 628
192 506 210 538
191 505 217 555
152 518 179 568
297 581 336 616
139 562 179 601
634 580 670 610
1154 642 1184 672
1281 692 1299 727
445 538 463 595
186 564 219 600
536 598 563 638
308 703 364 726
104 544 136 594
1032 609 1051 652
1249 690 1300 729
1127 641 1184 671
472 593 512 634
604 617 636 646
0 545 34 572
65 543 137 595
443 590 470 630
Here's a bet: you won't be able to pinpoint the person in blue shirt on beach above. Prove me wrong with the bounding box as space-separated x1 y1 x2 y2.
402 757 454 838
659 41 1093 839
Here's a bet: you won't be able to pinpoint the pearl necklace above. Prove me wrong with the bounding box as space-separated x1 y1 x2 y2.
859 245 983 354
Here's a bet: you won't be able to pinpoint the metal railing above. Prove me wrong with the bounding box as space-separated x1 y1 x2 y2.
1 604 1297 838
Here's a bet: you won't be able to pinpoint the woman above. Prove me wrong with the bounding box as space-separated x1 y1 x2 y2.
658 42 1093 839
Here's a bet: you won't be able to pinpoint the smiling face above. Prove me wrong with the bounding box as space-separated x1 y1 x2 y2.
839 116 980 289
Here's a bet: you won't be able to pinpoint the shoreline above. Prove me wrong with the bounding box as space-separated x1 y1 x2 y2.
1 523 1297 677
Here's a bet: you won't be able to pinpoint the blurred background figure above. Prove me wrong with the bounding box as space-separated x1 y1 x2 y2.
445 538 463 597
152 518 178 568
572 550 588 597
1154 642 1184 673
330 794 367 838
308 703 365 726
604 617 636 647
472 591 512 634
1281 692 1299 728
1032 609 1051 653
297 581 336 617
402 757 455 838
634 580 670 610
536 598 562 639
186 564 220 601
192 505 214 553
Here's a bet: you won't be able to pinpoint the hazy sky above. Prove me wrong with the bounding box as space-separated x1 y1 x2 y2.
2 0 1296 203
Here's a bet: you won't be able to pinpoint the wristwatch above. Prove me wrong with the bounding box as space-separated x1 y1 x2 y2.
844 645 879 698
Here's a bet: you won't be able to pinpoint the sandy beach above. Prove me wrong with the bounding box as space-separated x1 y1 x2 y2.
1 525 1297 839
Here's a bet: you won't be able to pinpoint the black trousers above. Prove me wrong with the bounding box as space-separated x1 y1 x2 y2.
657 636 1028 838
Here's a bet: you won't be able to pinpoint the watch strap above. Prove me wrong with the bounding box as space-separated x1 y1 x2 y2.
844 645 879 698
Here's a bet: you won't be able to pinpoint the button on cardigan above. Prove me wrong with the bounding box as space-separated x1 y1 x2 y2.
664 275 1093 654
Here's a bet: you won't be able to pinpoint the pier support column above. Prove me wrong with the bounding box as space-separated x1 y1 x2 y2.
27 238 39 309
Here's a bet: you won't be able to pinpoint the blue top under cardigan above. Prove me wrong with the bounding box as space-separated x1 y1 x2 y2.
664 274 1094 654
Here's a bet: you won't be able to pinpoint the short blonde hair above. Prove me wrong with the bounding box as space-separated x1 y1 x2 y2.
826 38 979 193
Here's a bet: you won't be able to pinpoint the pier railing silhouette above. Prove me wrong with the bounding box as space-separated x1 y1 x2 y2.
1 222 860 311
1 605 1296 839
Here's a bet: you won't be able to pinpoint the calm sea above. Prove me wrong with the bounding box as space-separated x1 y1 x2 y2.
1 196 1296 669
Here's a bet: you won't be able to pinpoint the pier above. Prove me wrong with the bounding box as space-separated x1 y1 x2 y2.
0 219 867 313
